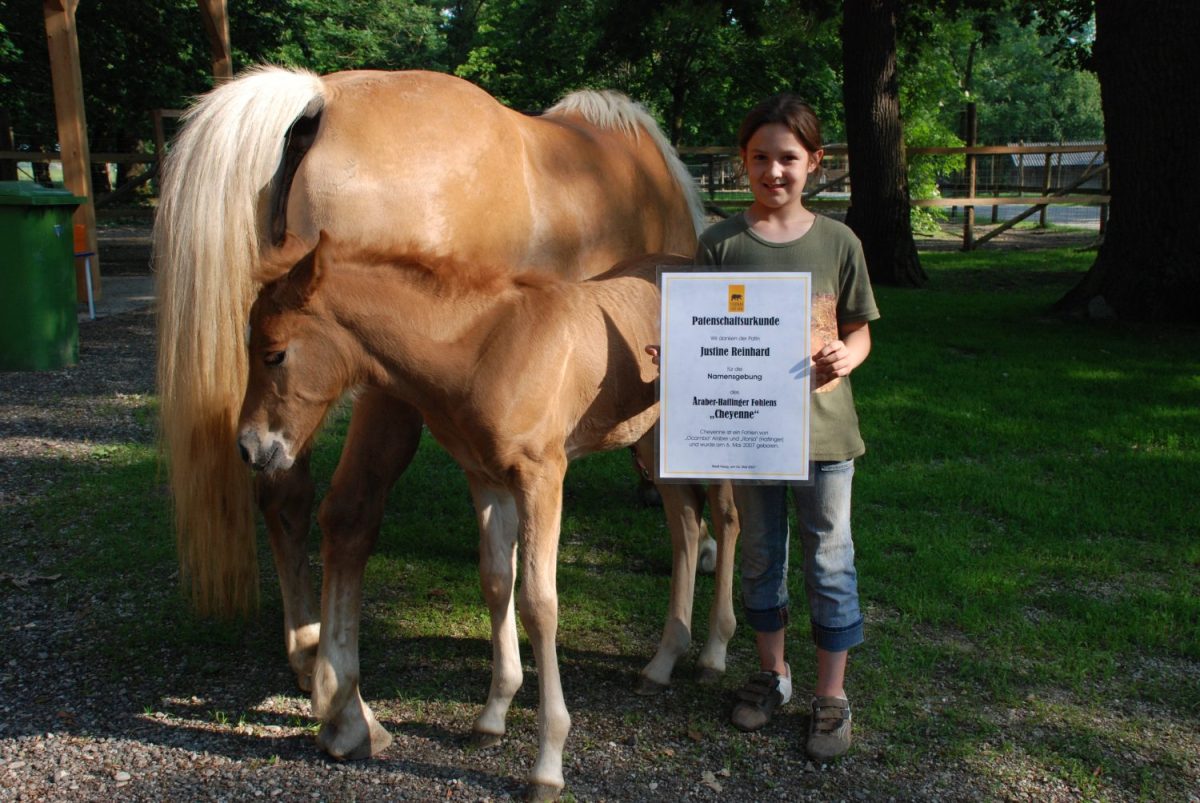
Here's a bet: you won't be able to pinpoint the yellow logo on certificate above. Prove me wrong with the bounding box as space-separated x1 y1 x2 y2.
728 284 745 312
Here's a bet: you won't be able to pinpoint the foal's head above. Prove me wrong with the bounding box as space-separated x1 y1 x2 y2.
237 233 362 473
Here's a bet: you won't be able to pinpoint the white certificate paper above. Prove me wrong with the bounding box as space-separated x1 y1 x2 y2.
658 270 811 481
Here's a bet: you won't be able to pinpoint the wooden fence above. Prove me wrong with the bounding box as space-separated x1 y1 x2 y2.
679 142 1109 250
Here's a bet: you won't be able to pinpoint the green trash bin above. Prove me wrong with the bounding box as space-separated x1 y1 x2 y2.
0 181 87 371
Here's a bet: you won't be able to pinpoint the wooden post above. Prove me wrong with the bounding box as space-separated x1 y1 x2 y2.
0 109 16 181
1017 141 1024 198
197 0 233 81
962 102 977 251
43 0 100 300
1039 148 1052 227
990 154 999 223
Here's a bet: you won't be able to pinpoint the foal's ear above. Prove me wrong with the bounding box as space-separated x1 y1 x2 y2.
277 230 331 307
256 231 313 284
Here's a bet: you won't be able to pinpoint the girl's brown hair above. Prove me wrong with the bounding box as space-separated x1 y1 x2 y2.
737 93 823 155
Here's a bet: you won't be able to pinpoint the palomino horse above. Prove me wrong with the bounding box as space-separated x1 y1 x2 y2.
238 235 737 799
154 68 711 693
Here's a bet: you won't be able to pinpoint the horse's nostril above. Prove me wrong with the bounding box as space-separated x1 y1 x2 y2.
238 442 250 464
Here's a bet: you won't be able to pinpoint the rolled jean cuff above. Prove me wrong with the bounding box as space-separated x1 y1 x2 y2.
744 603 790 633
811 617 864 651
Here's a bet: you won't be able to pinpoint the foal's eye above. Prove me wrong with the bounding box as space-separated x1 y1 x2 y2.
264 350 286 367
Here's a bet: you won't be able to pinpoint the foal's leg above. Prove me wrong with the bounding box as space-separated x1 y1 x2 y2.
695 481 739 683
310 392 424 760
511 454 571 801
635 477 707 695
258 453 320 691
469 481 522 746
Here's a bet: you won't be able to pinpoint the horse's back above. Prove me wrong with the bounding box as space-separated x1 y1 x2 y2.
288 71 697 279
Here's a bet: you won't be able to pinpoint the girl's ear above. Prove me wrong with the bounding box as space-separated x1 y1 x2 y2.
809 148 825 173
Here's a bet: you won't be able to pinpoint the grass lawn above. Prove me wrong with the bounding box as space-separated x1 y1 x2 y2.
852 249 1199 792
12 245 1197 799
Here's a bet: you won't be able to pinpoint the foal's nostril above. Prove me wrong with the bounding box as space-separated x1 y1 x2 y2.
238 442 250 464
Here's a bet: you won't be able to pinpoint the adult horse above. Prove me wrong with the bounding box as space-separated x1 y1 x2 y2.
238 237 737 798
154 64 710 743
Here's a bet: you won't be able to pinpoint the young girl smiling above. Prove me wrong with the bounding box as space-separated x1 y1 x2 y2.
698 93 879 760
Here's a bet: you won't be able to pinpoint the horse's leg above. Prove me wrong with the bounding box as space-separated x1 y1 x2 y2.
257 452 320 691
696 481 739 683
511 454 571 801
635 460 706 696
310 391 424 760
468 481 522 747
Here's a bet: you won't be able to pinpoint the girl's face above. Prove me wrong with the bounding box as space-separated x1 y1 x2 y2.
742 122 822 213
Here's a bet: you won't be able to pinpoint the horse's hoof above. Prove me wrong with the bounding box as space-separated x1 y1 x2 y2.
697 666 723 685
526 782 562 802
634 675 668 696
469 730 504 749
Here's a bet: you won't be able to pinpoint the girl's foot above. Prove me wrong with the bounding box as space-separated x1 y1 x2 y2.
730 664 791 731
806 695 852 760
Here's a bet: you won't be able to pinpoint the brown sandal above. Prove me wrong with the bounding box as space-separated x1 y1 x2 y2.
806 696 852 760
730 669 791 732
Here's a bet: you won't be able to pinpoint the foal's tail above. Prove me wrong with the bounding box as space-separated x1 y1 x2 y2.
154 66 326 616
545 90 705 237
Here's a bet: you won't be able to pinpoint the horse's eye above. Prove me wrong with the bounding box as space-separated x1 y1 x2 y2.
264 350 286 367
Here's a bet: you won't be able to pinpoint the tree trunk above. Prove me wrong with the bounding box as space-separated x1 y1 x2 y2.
841 0 926 287
1054 0 1200 322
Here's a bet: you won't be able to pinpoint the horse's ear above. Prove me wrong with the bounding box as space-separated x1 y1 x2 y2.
256 232 313 284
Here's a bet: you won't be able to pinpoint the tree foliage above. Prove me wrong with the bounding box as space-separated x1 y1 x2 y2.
0 1 1103 154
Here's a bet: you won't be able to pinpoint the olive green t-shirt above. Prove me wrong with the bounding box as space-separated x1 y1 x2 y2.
696 213 880 461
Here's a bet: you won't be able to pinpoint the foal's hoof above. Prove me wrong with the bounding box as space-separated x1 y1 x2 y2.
697 667 723 686
469 730 504 749
526 782 562 802
316 718 393 760
634 674 669 697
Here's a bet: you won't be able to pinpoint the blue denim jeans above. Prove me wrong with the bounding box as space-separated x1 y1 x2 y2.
733 459 863 652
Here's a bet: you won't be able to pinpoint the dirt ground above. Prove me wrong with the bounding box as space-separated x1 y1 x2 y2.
8 215 1181 803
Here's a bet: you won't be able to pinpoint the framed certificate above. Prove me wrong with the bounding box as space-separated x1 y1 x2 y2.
657 269 812 481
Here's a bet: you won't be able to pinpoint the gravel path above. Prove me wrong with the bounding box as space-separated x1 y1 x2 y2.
2 224 1195 802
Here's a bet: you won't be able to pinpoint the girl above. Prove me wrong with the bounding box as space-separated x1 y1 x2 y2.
700 93 878 760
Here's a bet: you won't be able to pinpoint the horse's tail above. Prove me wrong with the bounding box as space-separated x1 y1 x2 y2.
546 90 705 237
154 65 326 616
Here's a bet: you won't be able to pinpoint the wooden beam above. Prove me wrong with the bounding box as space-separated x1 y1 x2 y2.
197 0 233 81
43 0 100 300
913 195 1110 207
971 163 1110 248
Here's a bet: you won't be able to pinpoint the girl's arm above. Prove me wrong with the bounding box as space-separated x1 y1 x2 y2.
813 321 871 385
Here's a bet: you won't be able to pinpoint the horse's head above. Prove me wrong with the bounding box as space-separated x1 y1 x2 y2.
237 232 361 474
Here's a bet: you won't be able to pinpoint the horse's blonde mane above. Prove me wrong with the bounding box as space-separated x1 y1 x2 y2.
154 64 325 615
546 90 705 236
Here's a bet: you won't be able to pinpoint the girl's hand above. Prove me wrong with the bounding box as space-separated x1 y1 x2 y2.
813 322 872 387
814 339 852 381
645 345 661 366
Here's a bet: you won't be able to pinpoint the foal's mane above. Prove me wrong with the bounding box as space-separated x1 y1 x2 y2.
332 241 562 299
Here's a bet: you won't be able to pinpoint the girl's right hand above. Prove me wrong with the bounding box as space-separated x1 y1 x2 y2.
645 345 660 366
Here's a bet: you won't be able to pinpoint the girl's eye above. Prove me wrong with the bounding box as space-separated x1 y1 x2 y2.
264 350 286 367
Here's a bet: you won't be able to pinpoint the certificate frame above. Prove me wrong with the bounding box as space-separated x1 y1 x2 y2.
657 268 812 482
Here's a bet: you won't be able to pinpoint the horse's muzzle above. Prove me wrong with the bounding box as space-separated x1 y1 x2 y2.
237 428 293 473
